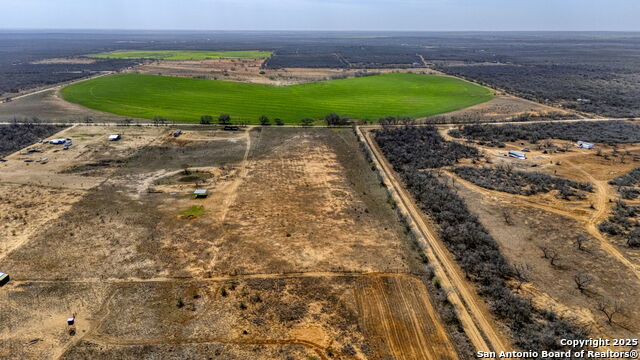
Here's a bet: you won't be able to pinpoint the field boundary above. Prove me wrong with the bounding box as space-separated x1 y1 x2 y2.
356 125 511 353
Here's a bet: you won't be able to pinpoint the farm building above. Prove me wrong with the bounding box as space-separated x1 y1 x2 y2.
577 141 594 149
193 189 208 198
508 150 527 160
108 134 121 141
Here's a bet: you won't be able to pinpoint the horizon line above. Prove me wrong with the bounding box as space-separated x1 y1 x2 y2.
1 28 640 33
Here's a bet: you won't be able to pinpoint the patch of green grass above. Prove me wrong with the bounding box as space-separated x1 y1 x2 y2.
61 73 493 124
179 205 205 218
86 50 272 60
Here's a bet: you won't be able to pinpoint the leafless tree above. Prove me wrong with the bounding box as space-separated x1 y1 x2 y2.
596 298 622 325
502 209 514 226
512 263 531 290
400 117 416 126
540 246 560 266
573 271 594 292
574 234 589 251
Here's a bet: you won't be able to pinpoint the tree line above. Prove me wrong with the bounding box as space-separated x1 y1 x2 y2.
449 121 640 146
599 201 640 248
374 126 586 351
0 123 68 158
610 167 640 200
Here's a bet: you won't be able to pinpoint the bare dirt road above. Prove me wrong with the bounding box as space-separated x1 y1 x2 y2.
565 160 640 280
0 71 114 104
358 126 511 354
445 160 640 282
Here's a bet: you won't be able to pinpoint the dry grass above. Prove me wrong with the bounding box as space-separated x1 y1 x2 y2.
444 135 640 343
0 126 456 359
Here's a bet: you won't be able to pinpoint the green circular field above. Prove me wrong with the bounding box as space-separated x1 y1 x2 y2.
61 73 493 124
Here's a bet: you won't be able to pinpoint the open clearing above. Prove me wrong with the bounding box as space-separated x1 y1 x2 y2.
0 125 458 359
60 73 493 123
86 50 272 60
440 123 640 344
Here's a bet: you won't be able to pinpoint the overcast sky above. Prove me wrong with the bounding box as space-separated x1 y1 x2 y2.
2 0 639 31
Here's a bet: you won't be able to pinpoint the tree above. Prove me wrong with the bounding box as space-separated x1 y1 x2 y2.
596 298 622 325
259 115 270 126
502 209 514 226
300 118 314 127
540 246 560 267
153 116 166 126
218 114 231 125
627 228 640 247
274 118 284 126
574 234 589 251
200 115 213 125
573 271 594 292
512 263 531 290
325 113 349 126
400 117 416 126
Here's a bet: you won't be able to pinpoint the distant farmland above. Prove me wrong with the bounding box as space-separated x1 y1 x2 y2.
86 50 272 60
61 73 493 123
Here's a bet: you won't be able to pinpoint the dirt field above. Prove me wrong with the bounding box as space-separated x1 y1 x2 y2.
133 58 438 86
0 126 458 359
426 94 573 123
440 130 640 344
0 88 134 123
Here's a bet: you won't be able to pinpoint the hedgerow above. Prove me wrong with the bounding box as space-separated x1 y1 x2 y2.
374 126 586 352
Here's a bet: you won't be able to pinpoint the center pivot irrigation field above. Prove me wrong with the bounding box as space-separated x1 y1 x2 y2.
86 50 272 60
61 73 493 123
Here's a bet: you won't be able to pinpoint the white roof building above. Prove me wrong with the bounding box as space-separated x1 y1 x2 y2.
577 141 594 149
508 150 527 160
193 189 208 198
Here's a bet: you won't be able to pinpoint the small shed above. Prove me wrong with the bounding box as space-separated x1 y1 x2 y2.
509 151 527 160
67 317 75 326
577 141 594 149
193 189 208 198
108 134 121 141
0 272 9 286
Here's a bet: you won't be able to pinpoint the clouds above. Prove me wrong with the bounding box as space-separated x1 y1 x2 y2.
1 0 638 31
